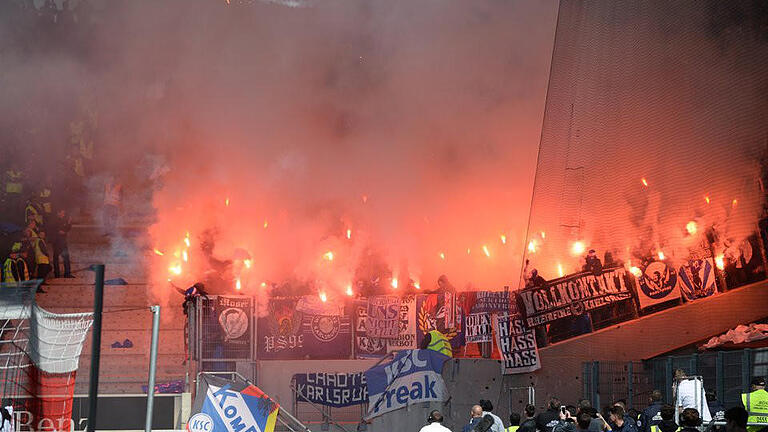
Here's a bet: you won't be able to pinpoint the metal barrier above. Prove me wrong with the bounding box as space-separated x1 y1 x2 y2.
583 348 768 409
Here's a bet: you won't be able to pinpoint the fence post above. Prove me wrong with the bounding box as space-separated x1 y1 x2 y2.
627 362 634 409
716 352 724 403
742 349 753 391
690 353 698 376
665 357 673 404
591 362 600 408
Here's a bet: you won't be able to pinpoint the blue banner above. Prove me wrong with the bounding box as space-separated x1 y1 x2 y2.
189 374 279 432
364 349 450 419
293 373 368 408
257 297 352 360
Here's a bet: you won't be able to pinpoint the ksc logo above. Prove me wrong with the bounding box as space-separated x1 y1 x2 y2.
187 413 213 432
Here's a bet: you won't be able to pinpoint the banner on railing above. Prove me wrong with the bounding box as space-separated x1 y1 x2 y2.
635 261 682 309
516 266 632 327
492 312 540 375
364 349 449 419
293 373 368 408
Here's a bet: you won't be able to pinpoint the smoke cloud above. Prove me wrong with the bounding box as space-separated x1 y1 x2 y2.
0 0 558 303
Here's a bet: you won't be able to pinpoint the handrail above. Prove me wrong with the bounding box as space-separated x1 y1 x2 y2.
290 381 351 432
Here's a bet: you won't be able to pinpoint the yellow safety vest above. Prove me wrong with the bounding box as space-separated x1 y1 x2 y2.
5 170 22 194
25 203 43 225
33 238 49 265
426 330 453 357
742 389 768 432
506 426 519 432
3 258 17 283
15 258 29 281
650 425 680 432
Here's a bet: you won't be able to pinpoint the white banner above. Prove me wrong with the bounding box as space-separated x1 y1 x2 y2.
493 312 541 375
464 312 493 343
387 296 417 350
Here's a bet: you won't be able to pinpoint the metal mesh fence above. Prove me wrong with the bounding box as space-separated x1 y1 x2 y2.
523 0 768 287
585 348 768 410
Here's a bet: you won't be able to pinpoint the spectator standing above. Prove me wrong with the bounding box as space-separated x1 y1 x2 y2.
608 406 638 432
649 404 678 432
507 413 522 432
418 410 451 432
553 407 580 432
577 399 605 432
640 390 664 432
102 175 122 236
479 399 505 432
741 377 767 432
674 370 712 422
725 407 748 432
462 405 483 432
519 404 537 432
707 390 725 424
536 398 563 432
678 408 702 432
49 209 73 278
31 230 50 286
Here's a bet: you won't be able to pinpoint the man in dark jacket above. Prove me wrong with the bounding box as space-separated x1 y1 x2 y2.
48 209 73 278
537 398 563 432
519 404 537 432
650 404 678 432
640 390 664 432
608 406 638 432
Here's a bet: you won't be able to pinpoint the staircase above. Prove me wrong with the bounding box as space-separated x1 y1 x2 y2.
35 208 188 395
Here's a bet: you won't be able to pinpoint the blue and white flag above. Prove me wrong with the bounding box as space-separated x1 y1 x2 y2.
364 349 449 419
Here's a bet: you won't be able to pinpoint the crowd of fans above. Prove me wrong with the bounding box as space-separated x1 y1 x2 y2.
420 377 768 432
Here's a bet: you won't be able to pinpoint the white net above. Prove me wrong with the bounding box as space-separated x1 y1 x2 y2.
0 280 93 431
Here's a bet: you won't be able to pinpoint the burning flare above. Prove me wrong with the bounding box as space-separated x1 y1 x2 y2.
319 292 327 302
439 252 445 260
169 264 182 276
705 196 711 204
346 229 352 240
243 259 252 269
500 234 507 245
225 197 230 207
323 251 334 261
235 279 241 290
182 250 188 262
641 177 649 187
571 241 586 256
391 278 398 289
686 221 698 235
153 249 164 256
715 255 725 270
528 240 537 253
557 263 564 278
482 245 491 257
658 251 665 260
345 285 354 296
630 266 642 278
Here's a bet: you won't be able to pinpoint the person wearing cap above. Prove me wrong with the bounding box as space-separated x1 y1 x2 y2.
741 377 768 432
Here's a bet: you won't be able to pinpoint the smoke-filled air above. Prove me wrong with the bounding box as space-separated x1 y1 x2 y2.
0 0 559 304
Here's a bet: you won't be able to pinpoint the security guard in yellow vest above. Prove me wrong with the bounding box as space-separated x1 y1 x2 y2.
424 329 453 357
506 412 521 432
3 243 27 283
742 377 768 432
25 198 44 226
